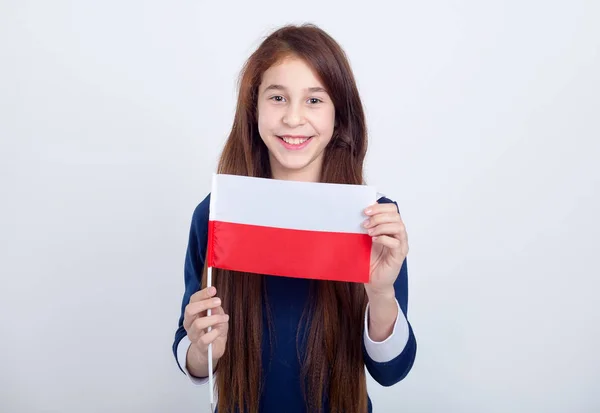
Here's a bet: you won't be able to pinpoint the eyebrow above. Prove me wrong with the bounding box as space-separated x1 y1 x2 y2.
262 84 328 94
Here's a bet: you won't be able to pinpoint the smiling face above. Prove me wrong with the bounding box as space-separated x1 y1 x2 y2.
256 56 336 182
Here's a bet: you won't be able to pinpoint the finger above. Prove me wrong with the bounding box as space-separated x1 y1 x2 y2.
196 322 229 350
183 298 223 330
364 203 398 216
187 312 228 342
372 235 402 250
190 314 230 336
204 304 224 322
367 222 405 238
189 286 217 304
363 213 402 228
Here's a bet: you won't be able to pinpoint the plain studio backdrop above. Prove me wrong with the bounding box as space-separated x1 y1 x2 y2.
1 1 599 412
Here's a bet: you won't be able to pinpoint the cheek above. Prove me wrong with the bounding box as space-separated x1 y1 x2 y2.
256 104 270 139
313 108 336 137
257 103 279 132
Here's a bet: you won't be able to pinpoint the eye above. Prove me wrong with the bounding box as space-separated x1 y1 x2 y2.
270 95 285 102
308 98 322 104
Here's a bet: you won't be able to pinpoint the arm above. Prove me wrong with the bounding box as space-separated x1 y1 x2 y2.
362 196 417 386
366 286 401 342
172 195 212 383
176 336 209 384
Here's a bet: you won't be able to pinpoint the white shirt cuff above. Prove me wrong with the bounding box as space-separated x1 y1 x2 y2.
176 335 209 385
364 298 410 363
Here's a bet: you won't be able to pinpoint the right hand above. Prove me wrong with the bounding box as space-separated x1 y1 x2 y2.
183 286 229 366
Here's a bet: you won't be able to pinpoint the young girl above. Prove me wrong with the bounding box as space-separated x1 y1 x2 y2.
172 24 417 413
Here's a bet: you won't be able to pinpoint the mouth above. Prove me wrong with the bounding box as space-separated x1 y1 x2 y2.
277 135 313 150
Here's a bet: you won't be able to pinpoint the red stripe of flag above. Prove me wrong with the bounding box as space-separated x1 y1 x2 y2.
207 220 371 283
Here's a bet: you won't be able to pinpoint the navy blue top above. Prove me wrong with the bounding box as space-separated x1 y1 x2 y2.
173 194 417 412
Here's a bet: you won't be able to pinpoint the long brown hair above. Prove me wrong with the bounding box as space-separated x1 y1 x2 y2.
202 23 369 413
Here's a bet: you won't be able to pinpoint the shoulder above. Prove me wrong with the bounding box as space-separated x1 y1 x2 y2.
376 192 399 210
191 193 211 229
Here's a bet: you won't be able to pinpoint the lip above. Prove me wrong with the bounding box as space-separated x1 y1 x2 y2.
277 135 313 150
279 135 311 139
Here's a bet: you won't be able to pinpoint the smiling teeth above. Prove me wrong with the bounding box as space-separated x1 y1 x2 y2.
282 136 308 145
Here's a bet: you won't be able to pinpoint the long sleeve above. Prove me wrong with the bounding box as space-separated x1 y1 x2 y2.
363 258 417 386
172 194 211 379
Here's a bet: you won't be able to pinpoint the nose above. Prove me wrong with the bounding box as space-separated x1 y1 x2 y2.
282 102 306 127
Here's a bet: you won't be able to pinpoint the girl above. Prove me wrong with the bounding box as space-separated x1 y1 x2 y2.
172 24 417 413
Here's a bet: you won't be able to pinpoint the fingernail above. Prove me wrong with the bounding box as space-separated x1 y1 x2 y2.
368 229 373 235
363 219 370 227
224 314 230 321
365 208 372 214
213 298 221 305
209 287 216 295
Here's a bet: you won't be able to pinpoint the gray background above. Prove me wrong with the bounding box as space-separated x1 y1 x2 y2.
1 1 599 412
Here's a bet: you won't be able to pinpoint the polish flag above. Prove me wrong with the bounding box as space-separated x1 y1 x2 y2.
206 174 377 283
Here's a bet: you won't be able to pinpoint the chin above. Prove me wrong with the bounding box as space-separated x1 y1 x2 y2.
275 157 313 172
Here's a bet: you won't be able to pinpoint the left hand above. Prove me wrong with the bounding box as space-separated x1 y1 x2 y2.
363 203 409 295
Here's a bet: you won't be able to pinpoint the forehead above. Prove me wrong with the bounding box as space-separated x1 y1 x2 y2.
260 56 325 90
